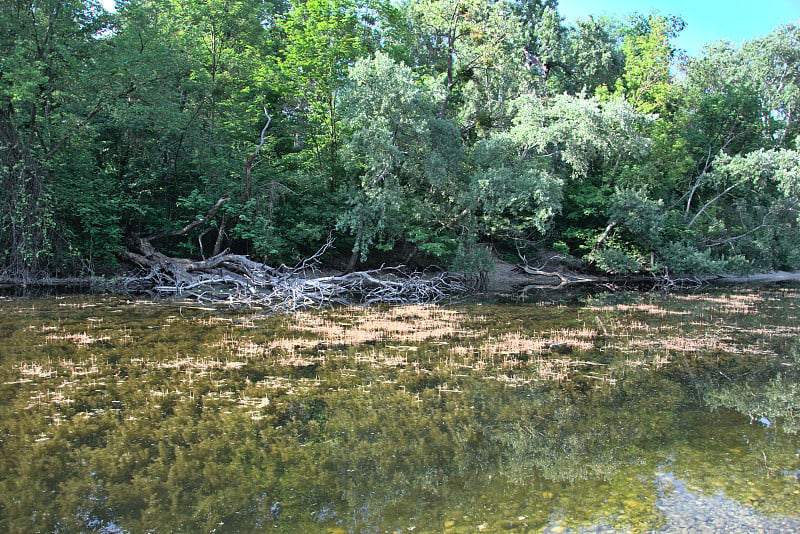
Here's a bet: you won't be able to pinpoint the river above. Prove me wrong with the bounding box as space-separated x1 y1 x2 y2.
1 286 799 532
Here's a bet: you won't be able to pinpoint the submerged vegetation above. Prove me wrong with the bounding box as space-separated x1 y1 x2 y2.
1 286 800 532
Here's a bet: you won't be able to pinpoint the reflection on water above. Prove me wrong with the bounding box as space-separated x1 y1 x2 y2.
0 286 799 532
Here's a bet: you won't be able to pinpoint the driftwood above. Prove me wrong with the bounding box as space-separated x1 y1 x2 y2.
117 236 469 310
514 256 600 293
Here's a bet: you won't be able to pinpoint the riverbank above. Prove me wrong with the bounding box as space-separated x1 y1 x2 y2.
484 258 800 294
2 262 800 301
714 271 800 284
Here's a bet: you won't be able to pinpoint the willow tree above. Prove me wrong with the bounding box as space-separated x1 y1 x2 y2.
488 92 652 265
336 53 464 269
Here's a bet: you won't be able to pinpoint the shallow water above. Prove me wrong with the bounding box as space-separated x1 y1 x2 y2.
1 287 799 533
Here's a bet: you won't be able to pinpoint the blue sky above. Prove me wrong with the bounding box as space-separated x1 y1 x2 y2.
558 0 800 56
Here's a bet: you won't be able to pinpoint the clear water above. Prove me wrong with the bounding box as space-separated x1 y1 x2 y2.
1 287 799 533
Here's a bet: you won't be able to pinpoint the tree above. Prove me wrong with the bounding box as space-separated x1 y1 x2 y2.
403 0 528 125
684 42 764 158
741 25 800 148
563 16 624 96
1 0 797 281
512 1 569 92
683 149 800 271
101 0 290 261
336 53 464 269
0 0 111 279
613 14 685 114
509 93 651 179
669 27 800 273
587 12 692 262
279 0 372 187
474 92 651 257
165 0 286 256
611 14 690 200
465 133 562 246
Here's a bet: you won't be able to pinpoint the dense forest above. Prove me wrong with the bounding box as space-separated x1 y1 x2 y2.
2 0 799 284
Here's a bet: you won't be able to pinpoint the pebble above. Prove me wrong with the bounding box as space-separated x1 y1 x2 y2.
651 472 800 534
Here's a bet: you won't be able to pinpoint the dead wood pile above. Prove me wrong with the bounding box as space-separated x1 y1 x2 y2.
117 236 468 310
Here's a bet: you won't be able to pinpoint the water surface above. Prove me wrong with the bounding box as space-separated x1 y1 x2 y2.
1 287 799 532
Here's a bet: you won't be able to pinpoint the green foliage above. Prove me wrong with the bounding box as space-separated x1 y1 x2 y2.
404 0 529 126
657 241 725 275
587 246 642 274
679 148 800 271
608 187 665 246
741 25 800 147
335 52 463 263
615 14 684 114
449 238 495 274
0 1 798 278
510 93 651 179
0 0 111 277
516 3 568 91
467 135 562 240
564 16 625 95
278 0 373 187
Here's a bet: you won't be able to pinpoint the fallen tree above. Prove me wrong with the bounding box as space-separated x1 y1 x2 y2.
483 254 603 295
117 234 469 310
516 261 601 291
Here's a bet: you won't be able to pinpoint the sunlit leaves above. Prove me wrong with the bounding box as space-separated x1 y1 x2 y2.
280 0 369 119
509 93 652 178
615 15 678 114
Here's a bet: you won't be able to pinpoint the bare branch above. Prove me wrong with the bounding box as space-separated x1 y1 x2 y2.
707 212 777 247
145 195 229 241
687 181 741 228
244 106 272 201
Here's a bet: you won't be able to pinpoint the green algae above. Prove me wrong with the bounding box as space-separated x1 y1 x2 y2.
0 288 799 532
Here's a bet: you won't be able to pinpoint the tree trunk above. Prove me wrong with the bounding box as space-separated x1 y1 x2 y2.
213 213 228 257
